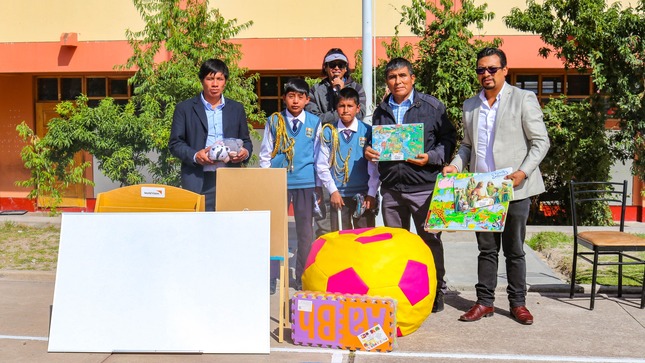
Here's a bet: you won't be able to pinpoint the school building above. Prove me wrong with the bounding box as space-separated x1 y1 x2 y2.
0 0 641 218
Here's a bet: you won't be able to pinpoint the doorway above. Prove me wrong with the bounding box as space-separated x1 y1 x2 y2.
34 103 86 208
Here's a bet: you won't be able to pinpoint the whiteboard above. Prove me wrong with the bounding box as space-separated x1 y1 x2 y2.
48 211 270 354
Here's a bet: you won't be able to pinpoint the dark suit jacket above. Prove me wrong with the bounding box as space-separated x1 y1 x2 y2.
169 95 253 194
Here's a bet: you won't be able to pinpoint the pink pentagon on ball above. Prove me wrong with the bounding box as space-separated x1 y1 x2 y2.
398 260 430 306
339 227 374 235
327 267 369 295
305 238 327 270
355 233 393 244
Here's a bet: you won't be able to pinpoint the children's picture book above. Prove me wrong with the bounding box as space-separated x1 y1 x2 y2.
453 169 515 211
372 123 424 161
425 168 513 232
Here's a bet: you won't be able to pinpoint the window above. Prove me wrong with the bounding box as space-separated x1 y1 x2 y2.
36 76 133 106
255 74 317 125
510 71 592 105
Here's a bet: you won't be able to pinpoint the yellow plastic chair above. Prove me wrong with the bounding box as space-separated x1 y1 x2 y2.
94 184 205 213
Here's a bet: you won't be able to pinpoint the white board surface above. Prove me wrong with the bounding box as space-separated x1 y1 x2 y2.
48 211 270 354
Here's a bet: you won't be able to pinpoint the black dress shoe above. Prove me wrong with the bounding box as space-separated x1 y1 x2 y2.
459 303 494 322
432 292 444 313
510 306 534 325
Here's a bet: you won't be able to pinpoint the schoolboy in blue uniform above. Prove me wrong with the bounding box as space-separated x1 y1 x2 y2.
316 87 379 231
259 78 322 290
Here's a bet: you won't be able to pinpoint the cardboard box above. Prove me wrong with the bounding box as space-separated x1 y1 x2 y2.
291 292 396 352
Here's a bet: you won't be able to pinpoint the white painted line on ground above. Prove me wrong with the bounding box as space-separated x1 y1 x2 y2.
331 351 344 363
0 335 48 342
271 347 645 363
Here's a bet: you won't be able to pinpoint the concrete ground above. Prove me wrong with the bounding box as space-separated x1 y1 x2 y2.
1 213 644 362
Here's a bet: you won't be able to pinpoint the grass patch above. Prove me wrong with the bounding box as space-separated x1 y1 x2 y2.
527 231 645 287
0 221 60 271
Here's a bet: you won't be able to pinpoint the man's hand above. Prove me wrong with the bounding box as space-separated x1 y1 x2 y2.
195 147 215 165
229 147 249 164
407 153 429 166
364 146 380 162
505 170 527 187
330 76 345 91
330 191 344 210
442 165 458 176
365 195 377 210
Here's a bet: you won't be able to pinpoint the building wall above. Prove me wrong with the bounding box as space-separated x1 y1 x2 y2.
0 0 641 214
0 75 34 198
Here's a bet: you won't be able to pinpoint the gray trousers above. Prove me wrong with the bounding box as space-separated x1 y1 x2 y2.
381 187 446 293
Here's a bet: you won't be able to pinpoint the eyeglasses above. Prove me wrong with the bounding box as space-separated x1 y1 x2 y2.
475 66 502 75
327 62 347 69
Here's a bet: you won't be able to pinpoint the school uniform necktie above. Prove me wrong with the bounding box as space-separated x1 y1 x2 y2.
343 129 352 141
292 119 299 132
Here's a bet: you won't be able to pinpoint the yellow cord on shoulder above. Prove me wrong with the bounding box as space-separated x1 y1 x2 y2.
321 123 351 185
269 112 295 171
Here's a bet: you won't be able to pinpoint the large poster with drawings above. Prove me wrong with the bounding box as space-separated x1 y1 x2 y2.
425 168 513 232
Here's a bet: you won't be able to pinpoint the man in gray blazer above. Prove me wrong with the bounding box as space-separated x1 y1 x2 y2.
443 48 550 325
169 59 253 211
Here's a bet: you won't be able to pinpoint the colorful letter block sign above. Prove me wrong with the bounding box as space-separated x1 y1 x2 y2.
291 292 396 352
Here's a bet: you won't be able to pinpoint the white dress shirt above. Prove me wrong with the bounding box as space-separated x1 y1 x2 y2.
315 119 380 197
475 83 506 173
259 110 321 175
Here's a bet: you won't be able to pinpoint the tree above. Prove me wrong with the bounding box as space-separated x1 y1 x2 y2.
398 0 501 132
16 0 263 209
505 0 645 224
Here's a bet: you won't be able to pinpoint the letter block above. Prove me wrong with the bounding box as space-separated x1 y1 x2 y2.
291 292 396 352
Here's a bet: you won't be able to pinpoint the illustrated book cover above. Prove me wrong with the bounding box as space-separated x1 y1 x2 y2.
372 123 423 161
425 168 513 232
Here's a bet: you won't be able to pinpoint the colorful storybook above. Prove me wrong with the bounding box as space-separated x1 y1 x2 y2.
425 168 514 232
372 123 423 161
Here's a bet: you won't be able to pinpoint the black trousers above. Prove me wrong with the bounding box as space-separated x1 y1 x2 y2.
475 198 531 308
201 171 217 211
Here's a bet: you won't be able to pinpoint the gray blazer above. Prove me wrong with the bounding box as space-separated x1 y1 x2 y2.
450 83 550 200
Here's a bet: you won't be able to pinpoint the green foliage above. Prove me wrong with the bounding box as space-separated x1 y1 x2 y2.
526 231 571 251
354 25 416 105
15 122 93 215
505 0 645 181
16 0 264 202
398 0 501 134
121 0 264 178
534 95 614 224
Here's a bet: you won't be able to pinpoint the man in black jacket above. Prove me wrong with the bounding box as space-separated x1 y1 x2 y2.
365 57 457 312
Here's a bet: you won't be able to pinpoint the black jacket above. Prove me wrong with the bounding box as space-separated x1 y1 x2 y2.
372 91 456 192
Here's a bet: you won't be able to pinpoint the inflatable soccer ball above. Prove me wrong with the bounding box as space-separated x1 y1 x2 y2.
302 226 437 336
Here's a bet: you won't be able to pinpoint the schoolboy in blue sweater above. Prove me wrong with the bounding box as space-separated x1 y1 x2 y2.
316 87 379 231
259 78 321 290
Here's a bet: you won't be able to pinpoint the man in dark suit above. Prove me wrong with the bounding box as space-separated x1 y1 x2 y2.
443 47 550 325
169 59 253 211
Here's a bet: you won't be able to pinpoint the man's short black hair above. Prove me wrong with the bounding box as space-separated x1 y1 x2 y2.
476 47 507 68
337 87 360 106
199 59 229 81
384 57 414 78
283 78 309 95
